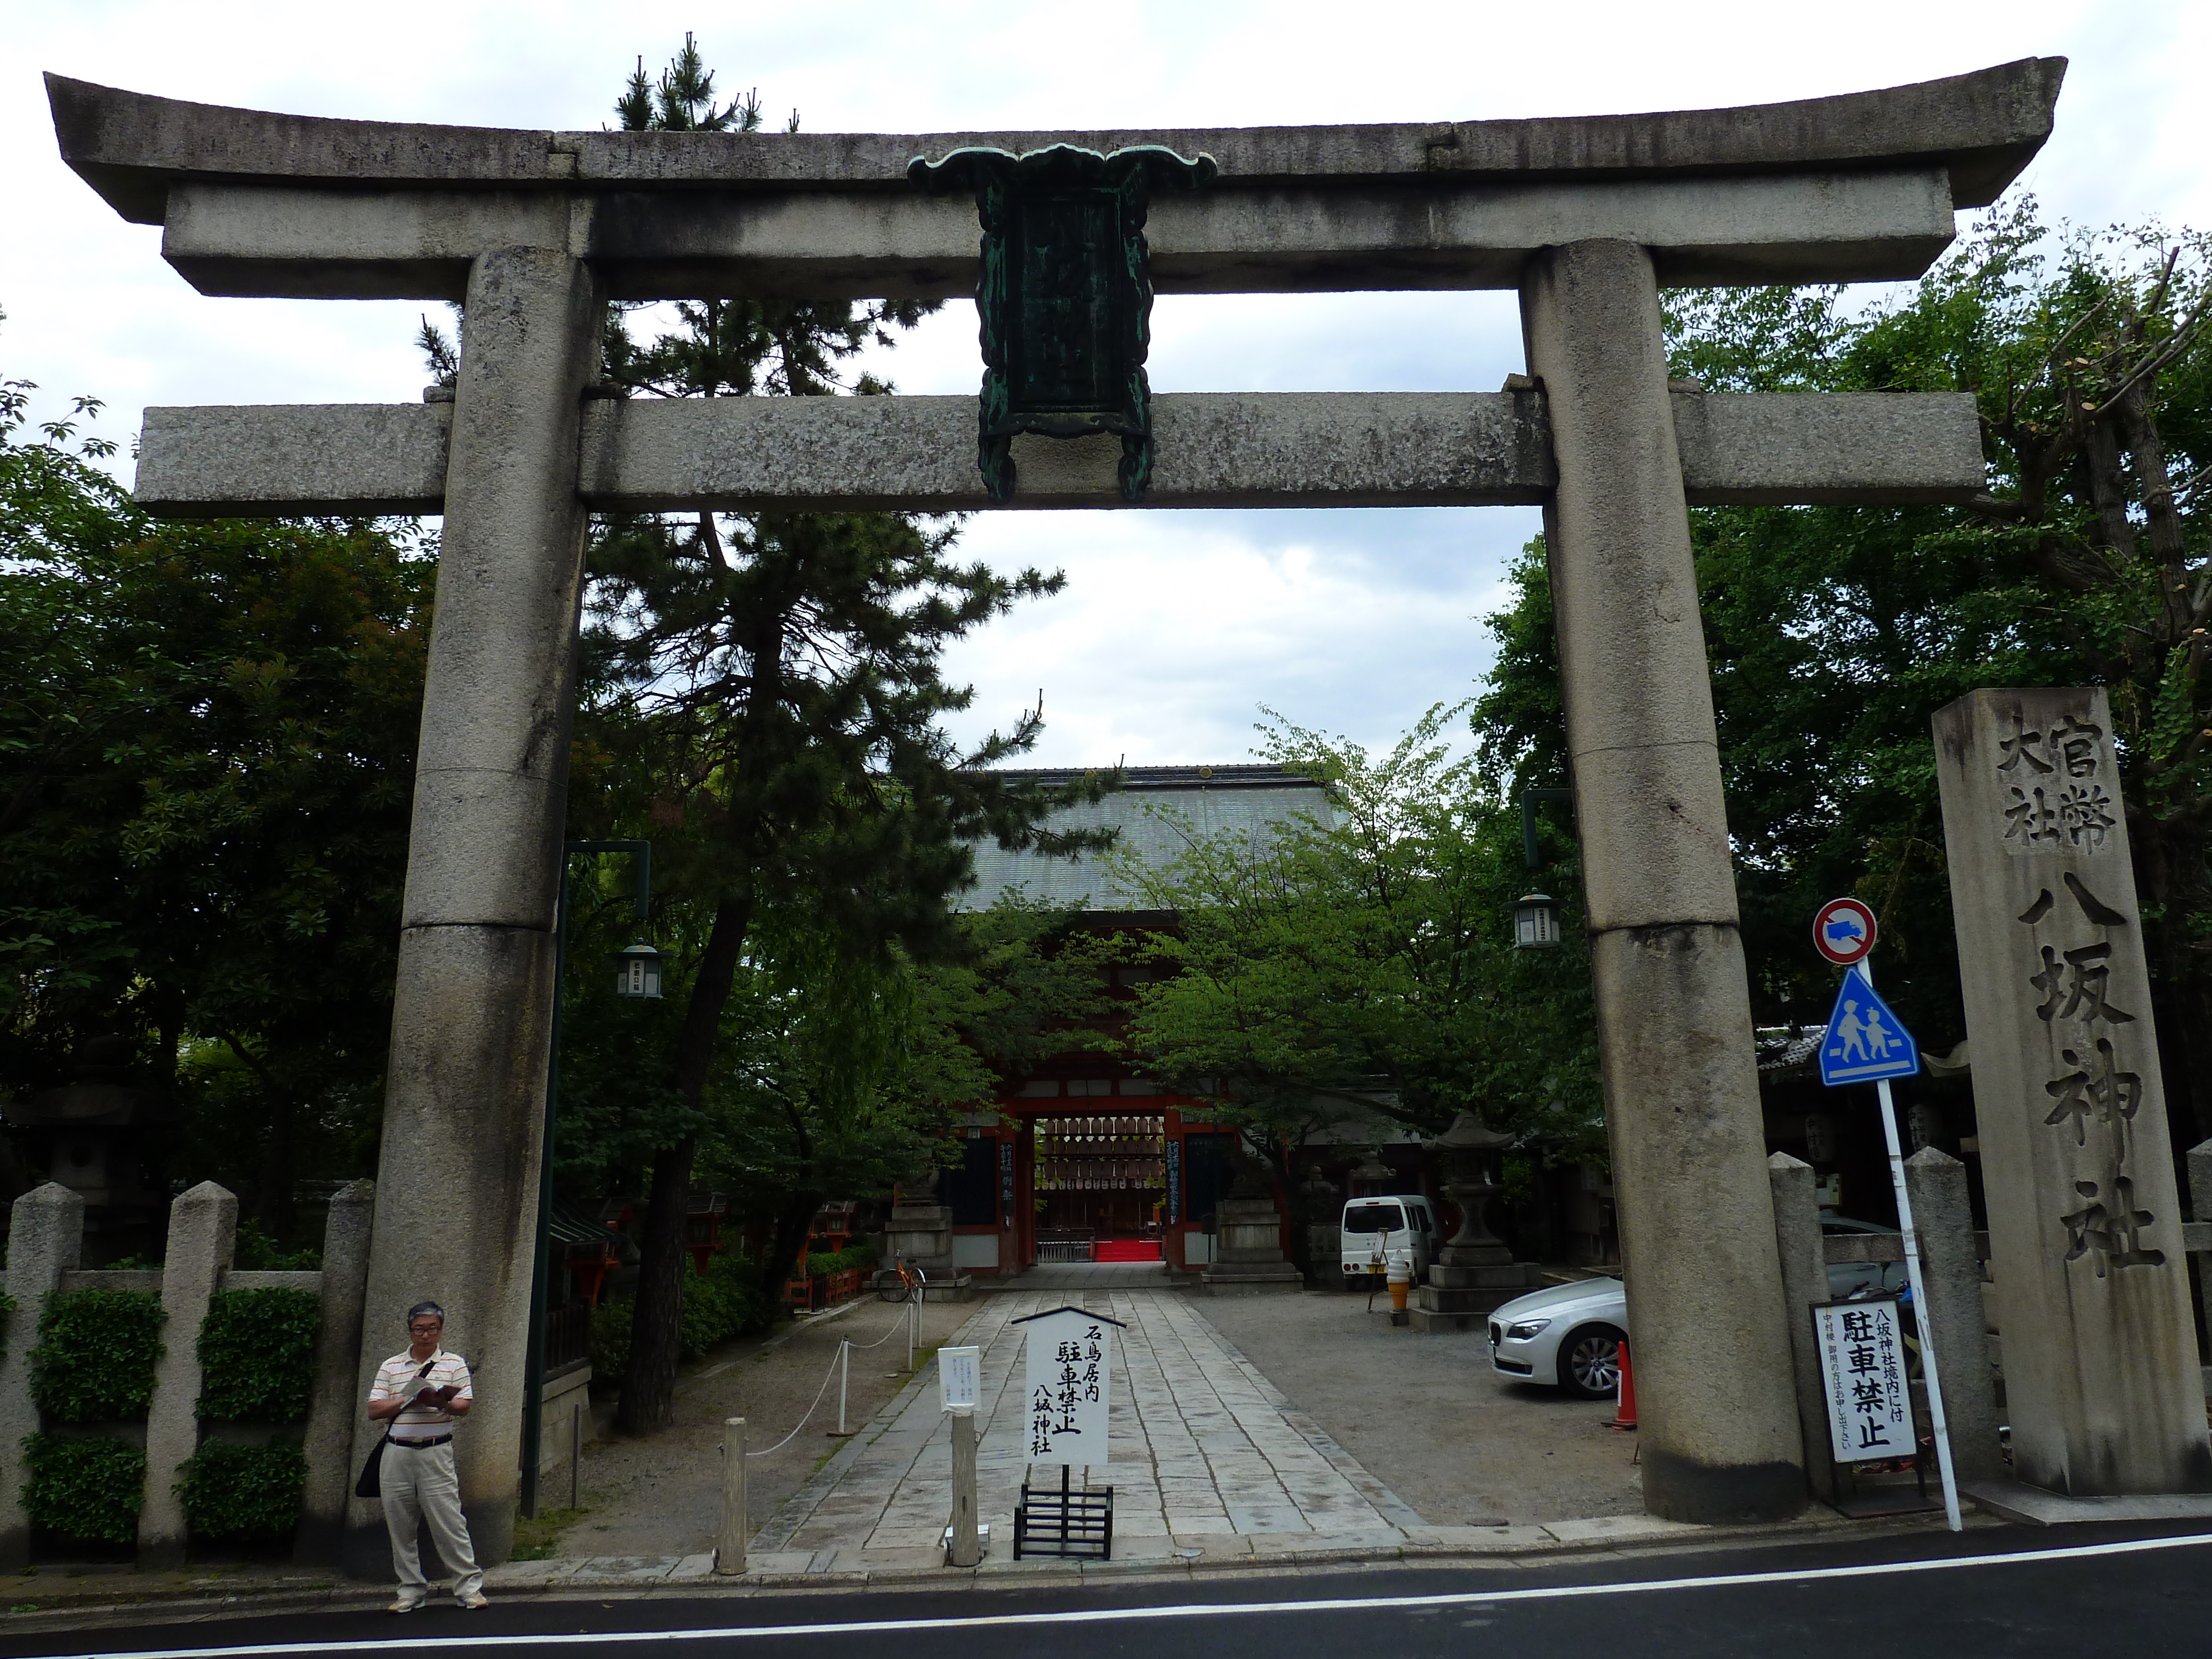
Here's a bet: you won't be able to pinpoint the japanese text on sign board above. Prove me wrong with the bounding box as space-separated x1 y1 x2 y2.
1813 1300 1912 1464
1020 1308 1113 1467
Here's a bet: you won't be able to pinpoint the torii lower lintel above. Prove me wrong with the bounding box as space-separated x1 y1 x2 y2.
133 388 1985 517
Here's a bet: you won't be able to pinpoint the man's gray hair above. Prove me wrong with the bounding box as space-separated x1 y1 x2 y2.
406 1301 446 1326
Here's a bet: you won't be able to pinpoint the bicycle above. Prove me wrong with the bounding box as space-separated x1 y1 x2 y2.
872 1256 928 1303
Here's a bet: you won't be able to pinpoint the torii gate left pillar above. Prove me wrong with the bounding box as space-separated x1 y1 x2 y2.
341 250 600 1572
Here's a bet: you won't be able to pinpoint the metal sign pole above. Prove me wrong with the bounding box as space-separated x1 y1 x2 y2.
1860 957 1963 1533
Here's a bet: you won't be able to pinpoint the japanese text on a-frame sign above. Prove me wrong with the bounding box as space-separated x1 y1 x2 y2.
1019 1307 1114 1467
1812 1299 1913 1463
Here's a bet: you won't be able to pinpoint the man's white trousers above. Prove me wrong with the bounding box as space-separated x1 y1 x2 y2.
379 1440 485 1603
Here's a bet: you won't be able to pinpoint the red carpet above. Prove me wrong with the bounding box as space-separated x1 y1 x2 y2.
1093 1238 1161 1262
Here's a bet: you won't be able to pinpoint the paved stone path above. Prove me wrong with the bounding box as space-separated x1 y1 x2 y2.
749 1288 1416 1570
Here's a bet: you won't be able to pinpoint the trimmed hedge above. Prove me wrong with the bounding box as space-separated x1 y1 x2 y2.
30 1290 165 1422
803 1242 876 1276
176 1439 307 1541
23 1434 145 1543
196 1288 320 1423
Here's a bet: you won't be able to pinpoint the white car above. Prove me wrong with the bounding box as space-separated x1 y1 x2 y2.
1487 1217 1907 1400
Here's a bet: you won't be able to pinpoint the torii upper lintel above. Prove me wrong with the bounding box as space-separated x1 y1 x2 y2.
45 60 2063 302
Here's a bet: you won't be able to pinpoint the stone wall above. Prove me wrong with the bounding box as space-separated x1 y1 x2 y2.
0 1179 373 1569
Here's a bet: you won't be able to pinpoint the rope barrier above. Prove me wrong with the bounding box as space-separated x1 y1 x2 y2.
741 1298 924 1457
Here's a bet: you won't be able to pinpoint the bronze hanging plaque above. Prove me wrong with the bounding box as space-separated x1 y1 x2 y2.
910 144 1215 502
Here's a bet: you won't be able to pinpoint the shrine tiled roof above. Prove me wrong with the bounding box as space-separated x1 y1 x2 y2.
955 764 1331 914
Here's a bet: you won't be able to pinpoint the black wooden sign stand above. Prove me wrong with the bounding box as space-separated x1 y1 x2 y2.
1014 1463 1114 1559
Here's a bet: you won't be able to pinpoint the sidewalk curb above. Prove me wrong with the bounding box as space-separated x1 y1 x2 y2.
0 1507 1985 1630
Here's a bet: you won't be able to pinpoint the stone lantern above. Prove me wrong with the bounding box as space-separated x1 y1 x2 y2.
1427 1112 1515 1270
1406 1110 1542 1332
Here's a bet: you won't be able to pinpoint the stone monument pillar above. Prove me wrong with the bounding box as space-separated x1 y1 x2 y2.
1199 1140 1301 1293
347 247 604 1575
1407 1113 1540 1331
1521 239 1804 1522
887 1169 968 1299
1932 687 2212 1495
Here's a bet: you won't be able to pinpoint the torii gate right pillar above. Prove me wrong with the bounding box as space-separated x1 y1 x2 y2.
1523 239 1806 1522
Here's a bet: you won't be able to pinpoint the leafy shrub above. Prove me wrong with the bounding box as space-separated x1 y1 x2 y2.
589 1253 771 1379
0 1291 16 1363
681 1255 766 1359
176 1439 306 1541
30 1290 165 1422
197 1288 321 1423
23 1435 144 1543
589 1296 634 1382
233 1221 321 1271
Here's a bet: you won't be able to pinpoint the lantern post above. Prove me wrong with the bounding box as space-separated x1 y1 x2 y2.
521 838 656 1517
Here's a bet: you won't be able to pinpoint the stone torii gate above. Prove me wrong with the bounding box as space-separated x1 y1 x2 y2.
45 59 2061 1559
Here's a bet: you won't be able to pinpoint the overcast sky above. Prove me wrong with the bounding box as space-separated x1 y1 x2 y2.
5 1 2206 768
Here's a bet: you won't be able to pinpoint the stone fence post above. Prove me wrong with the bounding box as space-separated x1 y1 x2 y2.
1903 1148 2004 1483
0 1183 86 1570
139 1181 238 1569
1765 1153 1834 1504
295 1179 373 1566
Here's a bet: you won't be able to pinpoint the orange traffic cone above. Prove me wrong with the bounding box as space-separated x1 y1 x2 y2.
1609 1340 1638 1431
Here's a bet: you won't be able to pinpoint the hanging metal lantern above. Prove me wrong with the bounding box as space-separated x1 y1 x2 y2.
910 143 1215 503
1513 892 1563 950
612 941 664 999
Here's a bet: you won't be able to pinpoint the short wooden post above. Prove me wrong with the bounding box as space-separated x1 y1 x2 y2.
715 1417 747 1574
948 1407 981 1566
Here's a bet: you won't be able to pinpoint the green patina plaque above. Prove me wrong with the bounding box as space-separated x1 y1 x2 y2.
910 144 1216 502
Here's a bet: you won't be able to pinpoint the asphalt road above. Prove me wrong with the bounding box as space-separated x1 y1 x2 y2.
15 1522 2211 1659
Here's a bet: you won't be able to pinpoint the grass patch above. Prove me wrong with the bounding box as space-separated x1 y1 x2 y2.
509 1506 590 1562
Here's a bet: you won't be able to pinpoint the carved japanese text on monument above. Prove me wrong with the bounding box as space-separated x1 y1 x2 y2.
1998 709 2119 852
1933 687 2209 1493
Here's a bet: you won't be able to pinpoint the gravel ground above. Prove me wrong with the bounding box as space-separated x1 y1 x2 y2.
557 1292 977 1559
1191 1283 1647 1526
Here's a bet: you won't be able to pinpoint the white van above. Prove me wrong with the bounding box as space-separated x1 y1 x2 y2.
1339 1194 1438 1286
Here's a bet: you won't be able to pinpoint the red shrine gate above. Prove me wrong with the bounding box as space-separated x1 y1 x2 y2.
939 1093 1256 1274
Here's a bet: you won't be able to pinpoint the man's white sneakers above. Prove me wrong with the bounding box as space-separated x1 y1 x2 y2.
387 1600 422 1615
458 1592 491 1610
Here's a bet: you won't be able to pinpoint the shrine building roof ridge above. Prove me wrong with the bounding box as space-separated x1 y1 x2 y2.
49 58 2062 226
981 763 1323 794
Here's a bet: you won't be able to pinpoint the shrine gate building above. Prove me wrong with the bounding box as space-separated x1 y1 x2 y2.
944 764 1329 1275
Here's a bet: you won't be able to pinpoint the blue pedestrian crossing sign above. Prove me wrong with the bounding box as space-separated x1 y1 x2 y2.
1818 966 1919 1086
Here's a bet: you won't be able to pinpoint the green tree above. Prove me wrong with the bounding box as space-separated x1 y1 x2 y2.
0 338 429 1235
1112 707 1604 1186
1476 204 2212 1151
513 39 1110 1433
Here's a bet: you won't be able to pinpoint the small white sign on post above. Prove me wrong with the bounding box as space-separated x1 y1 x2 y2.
1016 1306 1119 1467
1813 1298 1913 1464
938 1344 980 1413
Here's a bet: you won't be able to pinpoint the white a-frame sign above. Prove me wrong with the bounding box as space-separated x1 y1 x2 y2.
1016 1306 1124 1468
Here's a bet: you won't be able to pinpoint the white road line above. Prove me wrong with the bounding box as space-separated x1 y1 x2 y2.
53 1530 2212 1659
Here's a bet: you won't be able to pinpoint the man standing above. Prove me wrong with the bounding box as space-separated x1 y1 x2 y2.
367 1302 489 1613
